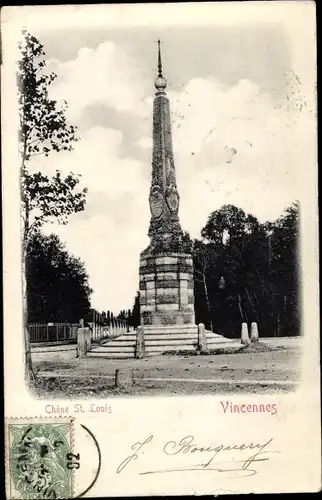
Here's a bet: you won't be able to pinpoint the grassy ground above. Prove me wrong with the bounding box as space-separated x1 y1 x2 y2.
31 338 302 398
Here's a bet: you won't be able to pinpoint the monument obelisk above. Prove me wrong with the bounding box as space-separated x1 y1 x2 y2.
139 41 196 328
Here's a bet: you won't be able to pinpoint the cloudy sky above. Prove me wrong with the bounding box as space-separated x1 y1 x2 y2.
20 4 314 314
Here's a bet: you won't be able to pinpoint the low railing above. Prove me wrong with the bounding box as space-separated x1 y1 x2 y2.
30 319 135 344
89 319 134 342
29 323 79 343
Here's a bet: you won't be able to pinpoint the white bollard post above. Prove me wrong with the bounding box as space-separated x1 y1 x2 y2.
241 322 250 345
198 323 207 352
250 322 259 342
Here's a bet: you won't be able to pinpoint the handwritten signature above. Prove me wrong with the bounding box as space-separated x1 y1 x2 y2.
116 435 279 478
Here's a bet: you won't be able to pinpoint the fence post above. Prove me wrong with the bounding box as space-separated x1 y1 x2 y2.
135 326 145 358
77 328 86 358
198 323 207 352
241 322 250 345
250 322 259 342
77 322 90 358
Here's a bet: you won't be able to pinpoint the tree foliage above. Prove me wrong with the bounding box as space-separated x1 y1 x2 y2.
130 292 141 328
18 28 87 248
27 233 92 323
18 28 88 382
18 29 78 162
194 203 300 337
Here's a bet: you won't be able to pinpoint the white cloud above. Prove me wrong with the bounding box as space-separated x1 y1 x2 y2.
47 41 149 120
168 77 303 236
31 42 307 312
134 136 152 149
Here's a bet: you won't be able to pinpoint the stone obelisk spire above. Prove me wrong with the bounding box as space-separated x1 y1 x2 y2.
147 39 182 250
139 41 195 327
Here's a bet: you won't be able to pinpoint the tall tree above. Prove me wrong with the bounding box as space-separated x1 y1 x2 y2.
192 240 220 331
199 205 271 336
195 203 300 337
131 292 141 328
27 233 92 322
270 202 300 335
18 29 87 382
201 204 260 245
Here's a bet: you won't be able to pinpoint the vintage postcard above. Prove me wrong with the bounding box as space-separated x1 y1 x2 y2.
2 2 320 497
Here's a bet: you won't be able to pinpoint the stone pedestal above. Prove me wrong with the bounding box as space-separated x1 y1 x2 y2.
77 327 91 358
250 322 259 342
139 252 195 326
241 322 250 345
198 323 207 352
135 326 145 358
115 369 134 389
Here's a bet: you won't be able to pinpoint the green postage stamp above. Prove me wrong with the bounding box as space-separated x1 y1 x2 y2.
6 419 75 499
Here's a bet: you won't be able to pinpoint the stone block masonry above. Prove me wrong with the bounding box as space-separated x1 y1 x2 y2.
139 251 195 326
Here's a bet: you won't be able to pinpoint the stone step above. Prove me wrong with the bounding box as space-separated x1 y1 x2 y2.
104 332 198 345
102 336 137 343
145 339 197 346
90 352 135 359
144 333 198 340
97 340 199 350
100 340 136 346
145 345 197 353
91 346 135 353
143 326 197 333
104 335 235 342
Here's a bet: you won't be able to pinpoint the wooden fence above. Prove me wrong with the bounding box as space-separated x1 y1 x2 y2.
29 323 79 343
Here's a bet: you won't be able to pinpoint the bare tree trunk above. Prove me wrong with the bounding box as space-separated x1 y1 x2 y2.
203 272 213 332
237 293 245 321
22 251 35 384
245 287 258 322
276 310 280 337
22 199 35 385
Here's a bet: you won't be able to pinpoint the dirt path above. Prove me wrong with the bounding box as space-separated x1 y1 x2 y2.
32 339 301 397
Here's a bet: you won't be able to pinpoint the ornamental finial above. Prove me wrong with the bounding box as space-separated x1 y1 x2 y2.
154 39 167 93
157 39 163 77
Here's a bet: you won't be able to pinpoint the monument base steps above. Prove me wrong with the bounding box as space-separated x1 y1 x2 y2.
89 326 242 358
90 350 135 359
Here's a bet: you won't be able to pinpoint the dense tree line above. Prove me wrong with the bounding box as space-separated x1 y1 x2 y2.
82 309 135 327
27 233 92 323
193 203 300 337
